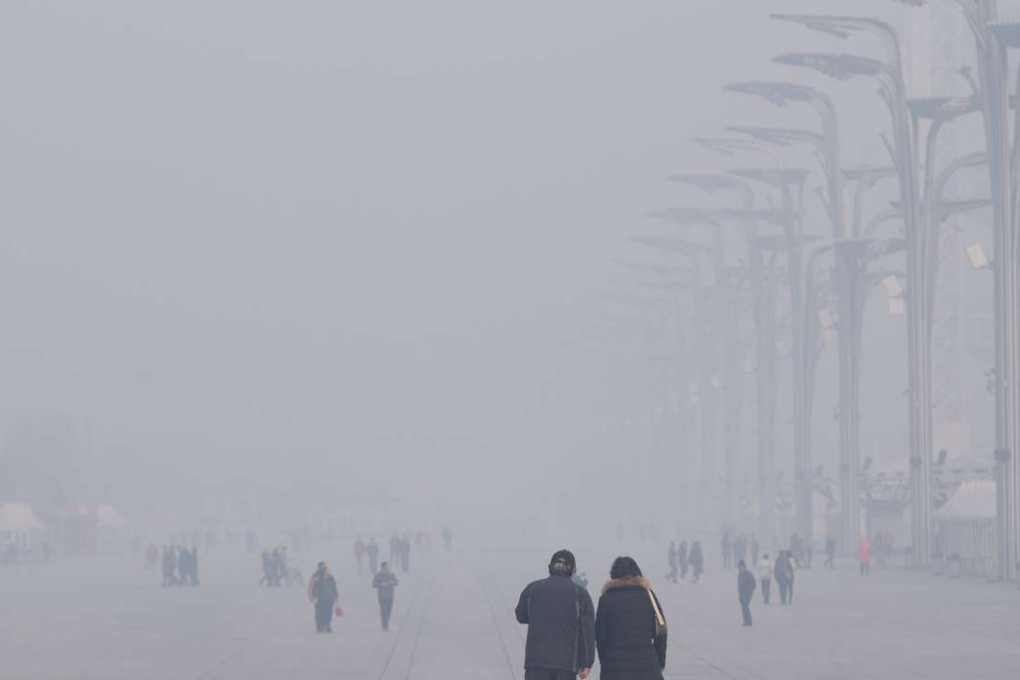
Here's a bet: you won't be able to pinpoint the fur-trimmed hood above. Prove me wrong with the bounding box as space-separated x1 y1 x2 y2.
601 575 654 594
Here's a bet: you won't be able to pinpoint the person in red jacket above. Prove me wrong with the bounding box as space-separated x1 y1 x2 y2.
859 536 871 576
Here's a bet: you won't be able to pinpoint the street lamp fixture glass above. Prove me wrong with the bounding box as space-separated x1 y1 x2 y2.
966 242 990 270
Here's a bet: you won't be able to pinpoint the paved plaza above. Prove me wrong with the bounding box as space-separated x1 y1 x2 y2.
2 545 1019 679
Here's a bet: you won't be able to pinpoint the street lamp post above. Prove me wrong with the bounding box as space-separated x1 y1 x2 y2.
652 203 786 542
729 165 813 543
652 179 751 530
954 0 1020 583
774 13 967 566
723 98 845 548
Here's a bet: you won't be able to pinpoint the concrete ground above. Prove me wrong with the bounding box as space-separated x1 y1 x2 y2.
1 546 1018 679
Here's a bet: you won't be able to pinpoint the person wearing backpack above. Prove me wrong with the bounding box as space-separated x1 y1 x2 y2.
515 549 596 680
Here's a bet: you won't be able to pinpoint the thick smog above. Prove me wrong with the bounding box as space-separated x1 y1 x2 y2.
1 2 1019 679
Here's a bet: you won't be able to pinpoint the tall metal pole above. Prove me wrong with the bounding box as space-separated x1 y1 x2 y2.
724 82 852 549
965 0 1020 582
774 21 931 564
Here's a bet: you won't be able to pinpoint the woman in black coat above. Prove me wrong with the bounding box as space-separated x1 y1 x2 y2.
595 557 667 680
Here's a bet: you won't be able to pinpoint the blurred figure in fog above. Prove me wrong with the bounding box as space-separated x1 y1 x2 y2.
272 547 286 586
677 541 689 581
720 532 732 569
400 534 412 573
774 550 795 604
667 542 678 584
309 562 340 633
595 556 667 680
354 537 367 574
177 546 188 586
372 561 399 631
161 546 175 586
734 534 747 567
188 546 199 586
737 560 756 627
259 550 274 586
515 549 595 680
689 541 704 584
389 533 400 562
825 535 837 569
859 536 871 576
789 535 803 569
443 526 453 551
750 535 760 568
367 538 380 574
758 553 772 605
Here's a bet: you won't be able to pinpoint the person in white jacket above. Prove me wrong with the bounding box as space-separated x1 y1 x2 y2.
758 554 773 605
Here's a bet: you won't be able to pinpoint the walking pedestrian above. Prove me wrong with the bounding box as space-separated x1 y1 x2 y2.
689 541 704 584
161 546 174 586
721 532 732 569
677 541 689 581
667 542 678 584
188 546 199 586
825 535 836 569
737 560 756 627
758 553 772 605
515 549 596 680
367 539 380 574
595 556 667 680
308 562 341 633
859 536 871 576
750 535 760 568
778 550 796 604
372 562 399 632
774 550 791 605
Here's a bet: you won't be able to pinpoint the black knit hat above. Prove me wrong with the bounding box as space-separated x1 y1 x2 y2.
549 549 576 573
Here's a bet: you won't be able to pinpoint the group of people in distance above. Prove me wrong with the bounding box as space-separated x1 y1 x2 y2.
259 545 303 587
665 540 704 584
150 544 198 587
355 532 427 576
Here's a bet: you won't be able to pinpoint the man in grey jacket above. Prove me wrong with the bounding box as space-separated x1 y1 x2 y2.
515 549 596 680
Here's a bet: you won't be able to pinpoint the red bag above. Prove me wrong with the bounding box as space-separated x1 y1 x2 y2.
334 604 343 618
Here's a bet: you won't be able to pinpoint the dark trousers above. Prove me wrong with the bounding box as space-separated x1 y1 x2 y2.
379 597 394 630
524 671 576 680
314 600 334 632
761 578 771 604
740 598 752 626
777 579 789 604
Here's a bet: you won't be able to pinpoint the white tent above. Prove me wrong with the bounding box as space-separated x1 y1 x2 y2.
936 479 996 520
0 502 46 532
79 504 130 528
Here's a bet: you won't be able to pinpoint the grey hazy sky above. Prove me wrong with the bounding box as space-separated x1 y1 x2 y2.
1 1 955 519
